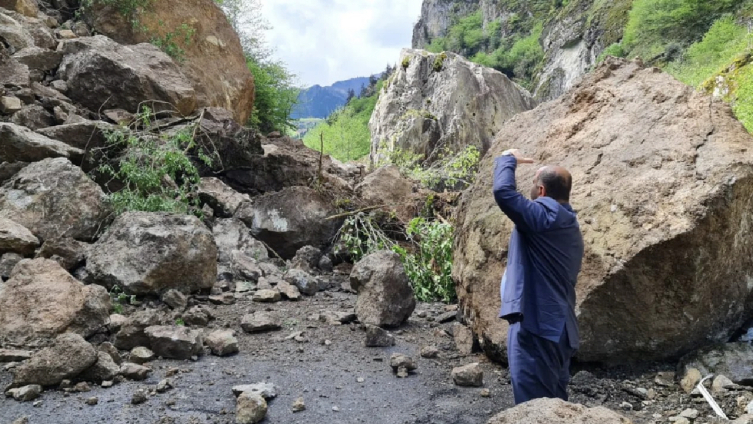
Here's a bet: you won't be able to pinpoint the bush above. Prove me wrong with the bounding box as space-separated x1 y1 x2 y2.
247 57 299 134
96 107 209 215
377 144 481 190
667 16 750 87
597 43 626 63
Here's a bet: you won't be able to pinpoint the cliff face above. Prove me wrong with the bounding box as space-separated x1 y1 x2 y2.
412 0 633 101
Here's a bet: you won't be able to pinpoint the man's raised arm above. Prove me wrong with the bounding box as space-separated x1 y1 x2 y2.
492 152 549 233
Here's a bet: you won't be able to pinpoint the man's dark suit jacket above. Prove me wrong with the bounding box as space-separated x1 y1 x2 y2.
493 155 584 350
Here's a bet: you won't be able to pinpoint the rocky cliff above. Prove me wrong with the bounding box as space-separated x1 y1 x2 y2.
453 58 753 363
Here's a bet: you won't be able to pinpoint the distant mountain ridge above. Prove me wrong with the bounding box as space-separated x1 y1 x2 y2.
292 76 370 119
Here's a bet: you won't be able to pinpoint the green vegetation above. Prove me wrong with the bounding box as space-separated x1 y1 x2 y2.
338 213 456 303
148 22 196 62
377 145 481 190
302 80 384 162
247 57 299 134
109 285 137 313
433 52 448 72
97 107 212 216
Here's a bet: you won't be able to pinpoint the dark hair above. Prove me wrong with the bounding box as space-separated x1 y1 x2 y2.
539 168 572 202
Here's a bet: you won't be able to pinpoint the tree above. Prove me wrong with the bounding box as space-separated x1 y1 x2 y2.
346 88 356 104
214 0 271 62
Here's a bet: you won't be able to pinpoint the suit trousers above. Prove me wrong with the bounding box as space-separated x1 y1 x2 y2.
507 321 574 405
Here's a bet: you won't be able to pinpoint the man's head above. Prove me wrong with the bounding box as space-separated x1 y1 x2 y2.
530 166 572 203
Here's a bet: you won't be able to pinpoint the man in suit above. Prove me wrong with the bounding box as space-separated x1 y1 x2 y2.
492 149 584 405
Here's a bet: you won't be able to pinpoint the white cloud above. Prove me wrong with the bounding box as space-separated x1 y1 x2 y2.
261 0 423 87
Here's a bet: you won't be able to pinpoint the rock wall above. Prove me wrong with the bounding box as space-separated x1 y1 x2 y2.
369 49 534 164
87 0 255 123
453 58 753 363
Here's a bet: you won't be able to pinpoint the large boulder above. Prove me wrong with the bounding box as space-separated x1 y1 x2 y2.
350 250 416 327
0 158 110 242
0 122 83 163
144 325 203 360
11 333 97 387
454 58 753 364
58 35 197 115
486 398 632 424
198 176 251 218
679 343 753 386
0 0 37 17
370 49 535 164
191 107 263 175
212 218 268 265
0 8 55 51
0 258 110 348
87 212 217 295
87 0 254 123
236 186 339 259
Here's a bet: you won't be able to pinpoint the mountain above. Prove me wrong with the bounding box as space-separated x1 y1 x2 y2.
291 76 371 119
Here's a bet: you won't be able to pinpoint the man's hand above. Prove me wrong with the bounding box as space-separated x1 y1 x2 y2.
502 149 534 164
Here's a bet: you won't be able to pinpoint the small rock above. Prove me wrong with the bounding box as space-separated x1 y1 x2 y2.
101 381 114 388
120 363 151 381
241 312 281 333
7 385 42 402
232 382 278 400
131 389 148 405
713 374 735 392
109 314 128 332
292 397 306 412
452 363 483 387
420 345 439 358
357 377 365 383
99 342 122 365
252 289 281 303
236 391 267 424
620 401 633 411
364 325 395 347
205 329 239 356
390 353 416 377
655 371 675 387
277 281 301 300
0 349 32 363
156 379 173 393
144 325 204 360
208 292 236 305
183 306 212 327
453 323 474 355
436 311 456 323
12 417 29 424
73 382 91 392
161 289 188 310
746 400 753 415
669 418 690 424
480 388 491 397
285 268 318 296
0 96 22 114
85 397 98 405
680 408 699 420
681 368 702 394
57 29 77 39
129 347 155 364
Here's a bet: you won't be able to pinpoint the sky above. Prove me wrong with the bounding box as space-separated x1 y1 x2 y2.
262 0 424 88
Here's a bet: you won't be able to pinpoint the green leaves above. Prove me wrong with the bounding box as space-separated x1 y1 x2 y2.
247 56 299 134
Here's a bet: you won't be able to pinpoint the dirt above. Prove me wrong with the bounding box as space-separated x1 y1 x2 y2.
0 276 744 424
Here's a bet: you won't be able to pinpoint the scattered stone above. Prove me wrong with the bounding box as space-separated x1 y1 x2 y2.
420 346 439 359
119 363 151 381
144 325 204 360
129 347 156 364
252 289 281 303
390 353 417 378
619 402 633 411
481 388 491 397
182 306 212 327
72 382 91 392
241 312 281 333
156 379 173 393
670 418 690 424
12 333 96 387
236 391 267 424
101 381 113 388
453 323 474 355
277 281 301 300
7 384 42 401
680 409 699 420
113 310 165 350
436 311 457 324
11 417 29 424
0 252 23 280
318 255 333 273
285 268 318 296
318 310 357 326
87 212 217 296
204 329 239 356
364 325 395 347
11 105 55 130
350 251 416 327
713 374 735 392
85 397 98 405
208 292 236 305
34 237 87 271
131 388 148 405
654 371 675 387
232 383 278 400
680 368 702 394
681 343 753 386
452 363 484 387
289 245 321 272
78 351 120 382
0 349 32 363
161 290 188 311
292 397 305 412
198 179 251 218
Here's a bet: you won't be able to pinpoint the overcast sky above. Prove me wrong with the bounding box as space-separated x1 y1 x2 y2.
262 0 424 88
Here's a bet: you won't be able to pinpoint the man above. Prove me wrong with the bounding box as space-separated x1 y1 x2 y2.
492 148 584 405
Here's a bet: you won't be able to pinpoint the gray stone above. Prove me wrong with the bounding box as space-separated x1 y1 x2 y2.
0 349 31 362
229 250 263 282
11 105 55 130
12 333 96 387
389 353 416 374
277 281 301 301
12 47 62 72
285 268 317 296
420 345 439 359
156 378 173 393
680 368 702 394
87 212 217 295
292 397 305 412
77 351 119 382
232 382 278 399
241 312 281 334
0 252 23 280
7 384 42 401
144 325 203 360
182 306 211 327
98 342 121 365
204 330 239 356
0 96 22 114
681 343 753 387
119 362 151 381
452 363 484 387
289 245 321 272
198 178 250 218
34 237 87 271
0 123 83 164
252 289 281 303
131 388 148 405
236 391 267 424
129 347 155 364
112 310 164 350
350 251 416 327
161 289 188 311
364 325 395 347
712 374 735 392
486 398 633 424
453 324 474 355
